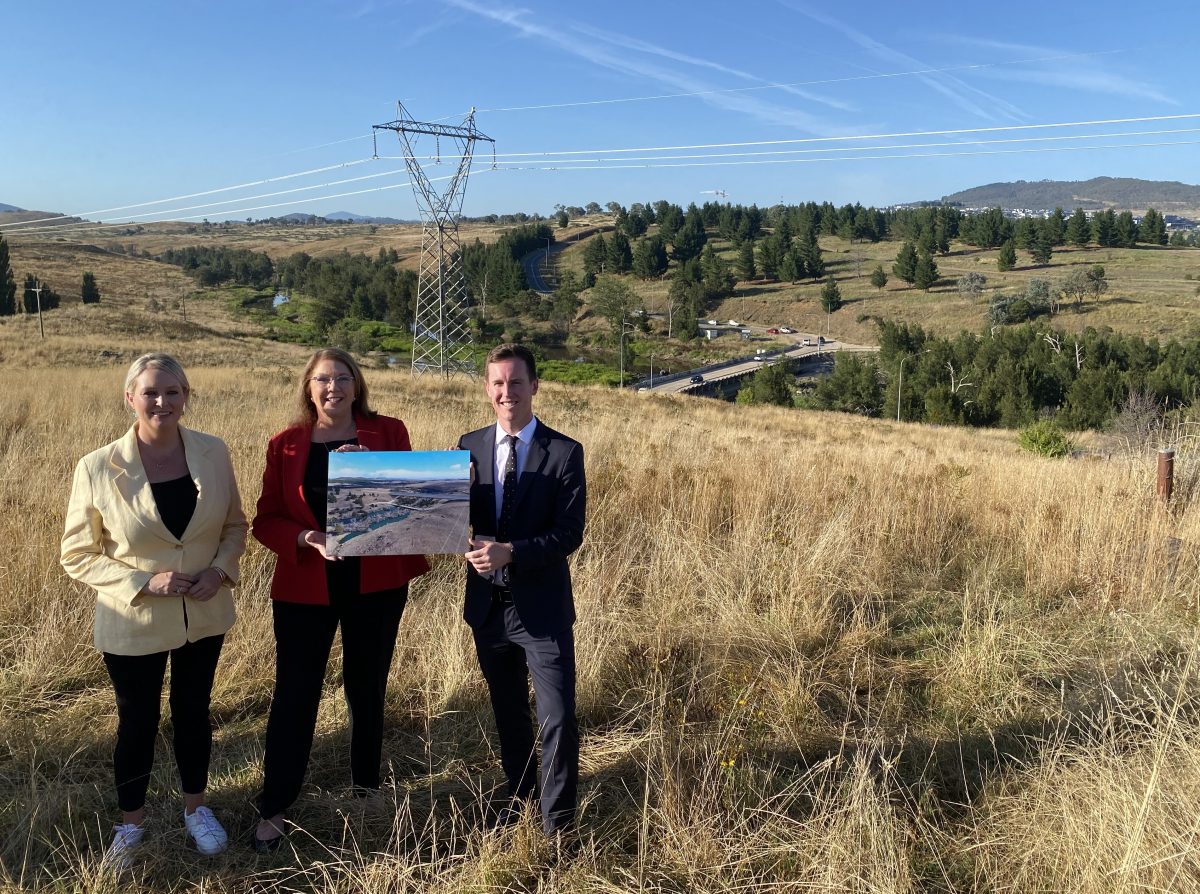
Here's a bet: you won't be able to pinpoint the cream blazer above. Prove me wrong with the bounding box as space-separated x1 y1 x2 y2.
61 425 247 656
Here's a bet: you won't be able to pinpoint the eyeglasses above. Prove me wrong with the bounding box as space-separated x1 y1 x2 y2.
310 375 354 387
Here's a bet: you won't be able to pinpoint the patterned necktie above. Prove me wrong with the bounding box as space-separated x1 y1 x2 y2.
497 434 518 542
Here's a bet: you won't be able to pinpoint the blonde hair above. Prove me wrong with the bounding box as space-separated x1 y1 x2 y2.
294 347 376 426
123 353 190 411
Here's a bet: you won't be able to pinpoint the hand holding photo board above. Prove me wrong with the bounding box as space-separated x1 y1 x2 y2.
327 450 470 556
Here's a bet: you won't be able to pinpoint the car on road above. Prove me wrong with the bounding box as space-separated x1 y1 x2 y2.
706 319 718 325
801 338 812 346
689 374 705 384
779 327 794 333
817 336 826 346
727 319 740 326
754 353 769 361
766 327 780 334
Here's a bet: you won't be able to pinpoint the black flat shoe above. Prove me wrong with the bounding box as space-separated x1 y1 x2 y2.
249 830 286 854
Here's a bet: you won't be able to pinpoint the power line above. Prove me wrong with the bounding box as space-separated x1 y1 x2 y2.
489 137 1200 172
7 165 413 235
12 134 1196 241
369 113 1200 165
0 158 379 230
10 111 1195 235
449 127 1200 167
470 48 1135 115
7 172 469 239
485 112 1200 158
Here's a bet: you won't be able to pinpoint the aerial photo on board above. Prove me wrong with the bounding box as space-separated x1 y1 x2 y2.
327 450 470 556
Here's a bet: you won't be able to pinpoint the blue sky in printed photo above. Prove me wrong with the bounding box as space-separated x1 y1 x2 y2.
329 450 470 481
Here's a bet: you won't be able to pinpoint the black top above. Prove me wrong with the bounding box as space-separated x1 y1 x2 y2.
303 438 361 596
150 473 198 541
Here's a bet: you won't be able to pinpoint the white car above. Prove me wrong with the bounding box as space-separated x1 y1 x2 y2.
727 319 740 326
801 338 812 346
779 327 793 334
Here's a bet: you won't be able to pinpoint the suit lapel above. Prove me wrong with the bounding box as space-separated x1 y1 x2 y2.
107 425 184 544
513 425 549 510
283 426 319 530
178 426 215 541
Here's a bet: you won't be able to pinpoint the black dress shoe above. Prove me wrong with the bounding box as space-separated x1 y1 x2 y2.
249 830 286 854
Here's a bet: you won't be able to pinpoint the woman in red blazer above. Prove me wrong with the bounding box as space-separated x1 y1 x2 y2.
251 347 428 851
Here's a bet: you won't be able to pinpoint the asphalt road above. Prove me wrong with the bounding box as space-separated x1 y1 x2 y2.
523 244 559 294
646 333 879 394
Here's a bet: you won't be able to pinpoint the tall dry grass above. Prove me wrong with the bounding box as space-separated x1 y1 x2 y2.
2 303 1200 890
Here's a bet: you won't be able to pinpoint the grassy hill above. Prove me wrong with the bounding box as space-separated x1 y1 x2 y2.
8 215 1200 374
941 177 1200 214
1 299 1199 890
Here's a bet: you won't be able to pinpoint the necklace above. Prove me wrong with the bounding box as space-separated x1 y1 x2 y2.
139 439 182 473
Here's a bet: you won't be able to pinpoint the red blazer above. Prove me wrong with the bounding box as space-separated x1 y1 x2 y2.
252 414 430 605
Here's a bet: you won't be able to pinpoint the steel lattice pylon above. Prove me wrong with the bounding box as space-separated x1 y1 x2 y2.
373 103 494 376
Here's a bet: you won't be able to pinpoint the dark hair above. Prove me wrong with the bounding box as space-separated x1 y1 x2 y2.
485 343 538 380
295 347 376 426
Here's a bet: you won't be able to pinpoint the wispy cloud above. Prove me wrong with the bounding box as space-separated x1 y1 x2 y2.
393 13 460 49
569 23 857 113
777 1 1028 123
441 0 859 132
930 35 1176 105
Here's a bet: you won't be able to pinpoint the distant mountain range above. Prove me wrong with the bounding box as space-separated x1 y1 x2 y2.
940 178 1200 212
323 210 408 224
0 203 25 213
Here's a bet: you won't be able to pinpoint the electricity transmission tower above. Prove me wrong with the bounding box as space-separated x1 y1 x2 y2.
373 103 494 376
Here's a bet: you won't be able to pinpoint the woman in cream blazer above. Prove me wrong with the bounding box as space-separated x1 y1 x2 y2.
61 353 246 865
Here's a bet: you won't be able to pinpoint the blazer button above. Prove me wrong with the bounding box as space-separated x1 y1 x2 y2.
174 545 183 550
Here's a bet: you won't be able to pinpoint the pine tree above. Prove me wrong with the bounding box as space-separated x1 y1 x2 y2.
801 229 824 278
1029 228 1054 265
997 240 1017 272
631 236 668 279
1066 208 1090 247
582 234 608 281
1114 211 1137 248
757 237 781 281
820 276 842 312
893 241 918 284
1046 207 1067 245
869 264 888 291
1092 209 1116 247
670 207 706 261
1140 208 1167 245
607 232 633 273
0 235 15 316
779 251 801 283
913 252 938 291
737 241 757 281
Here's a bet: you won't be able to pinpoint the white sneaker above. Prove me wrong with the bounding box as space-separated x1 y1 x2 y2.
184 806 228 856
104 822 145 869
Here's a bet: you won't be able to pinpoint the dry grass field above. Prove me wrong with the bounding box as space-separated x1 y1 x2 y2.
1 283 1200 892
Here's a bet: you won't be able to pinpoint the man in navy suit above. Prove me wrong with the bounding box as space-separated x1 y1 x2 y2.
459 343 586 836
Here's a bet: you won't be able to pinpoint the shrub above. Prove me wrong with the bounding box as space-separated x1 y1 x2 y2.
1018 420 1074 458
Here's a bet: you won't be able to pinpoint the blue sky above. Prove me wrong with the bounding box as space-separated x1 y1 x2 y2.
3 1 1198 223
329 450 469 481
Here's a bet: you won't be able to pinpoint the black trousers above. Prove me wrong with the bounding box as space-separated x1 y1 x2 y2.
102 634 225 813
258 587 406 819
473 599 578 834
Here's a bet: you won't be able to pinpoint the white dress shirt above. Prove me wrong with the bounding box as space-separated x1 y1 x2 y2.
493 417 538 526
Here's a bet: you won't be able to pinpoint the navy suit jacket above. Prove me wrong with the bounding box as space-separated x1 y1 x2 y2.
457 419 586 637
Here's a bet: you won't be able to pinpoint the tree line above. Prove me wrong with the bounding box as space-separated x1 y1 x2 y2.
0 234 100 316
810 319 1200 431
